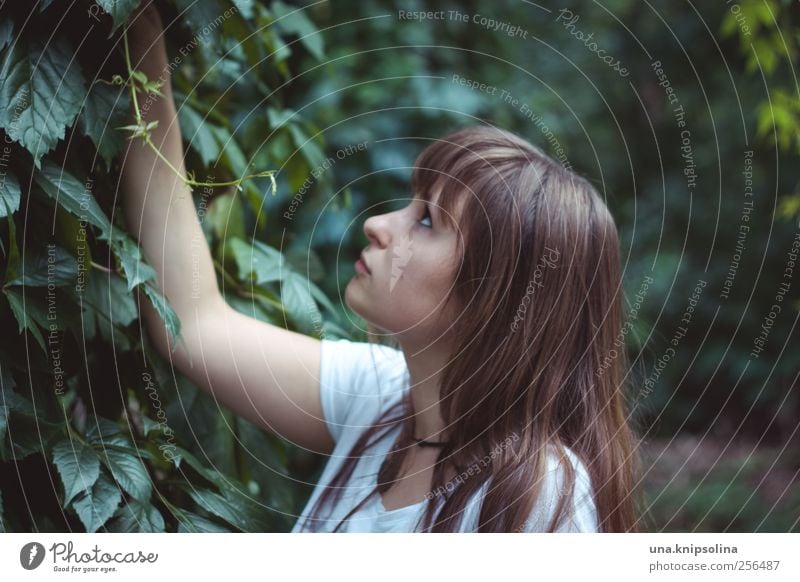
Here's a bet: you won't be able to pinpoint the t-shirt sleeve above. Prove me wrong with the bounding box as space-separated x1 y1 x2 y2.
319 338 408 444
522 449 600 532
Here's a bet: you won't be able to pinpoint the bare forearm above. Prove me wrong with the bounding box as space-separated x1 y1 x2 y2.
119 5 223 352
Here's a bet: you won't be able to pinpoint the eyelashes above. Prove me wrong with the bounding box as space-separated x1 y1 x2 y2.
418 204 433 228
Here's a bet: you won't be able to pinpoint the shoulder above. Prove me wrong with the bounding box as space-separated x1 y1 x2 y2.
520 445 599 532
319 338 408 443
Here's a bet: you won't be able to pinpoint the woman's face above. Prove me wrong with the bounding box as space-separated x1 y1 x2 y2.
344 189 464 344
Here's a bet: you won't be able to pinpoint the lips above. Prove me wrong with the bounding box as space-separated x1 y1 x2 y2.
359 252 372 274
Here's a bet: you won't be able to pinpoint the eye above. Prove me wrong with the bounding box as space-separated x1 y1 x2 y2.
418 203 433 228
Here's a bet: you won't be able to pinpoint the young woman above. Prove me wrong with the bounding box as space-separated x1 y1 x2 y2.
121 4 642 533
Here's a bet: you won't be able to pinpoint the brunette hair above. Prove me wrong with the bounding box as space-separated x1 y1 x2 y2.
300 125 644 532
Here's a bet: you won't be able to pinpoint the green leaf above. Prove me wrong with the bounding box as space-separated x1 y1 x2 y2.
271 1 325 60
0 404 7 457
0 18 13 52
185 487 272 532
72 472 122 532
0 171 21 218
5 245 78 287
81 273 139 343
287 122 326 170
3 287 48 352
0 37 86 168
79 82 130 168
33 161 112 238
176 509 231 532
172 0 224 58
142 283 181 349
230 0 255 20
281 271 321 335
96 442 152 502
106 498 165 532
96 0 142 36
203 190 245 242
178 104 220 166
52 439 101 507
109 232 157 291
230 237 286 284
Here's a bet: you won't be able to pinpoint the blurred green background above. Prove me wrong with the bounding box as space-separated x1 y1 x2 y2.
0 0 797 533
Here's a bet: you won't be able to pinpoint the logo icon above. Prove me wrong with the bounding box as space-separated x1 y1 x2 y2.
390 235 413 292
20 542 46 570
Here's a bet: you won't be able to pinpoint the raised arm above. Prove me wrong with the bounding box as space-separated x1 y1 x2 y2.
118 2 332 455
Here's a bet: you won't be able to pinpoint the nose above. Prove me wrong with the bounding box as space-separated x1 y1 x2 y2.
363 211 391 249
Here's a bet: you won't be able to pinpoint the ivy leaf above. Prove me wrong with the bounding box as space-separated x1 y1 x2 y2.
3 287 48 353
271 1 325 60
109 232 157 291
0 172 21 219
0 404 7 458
5 245 78 287
84 416 123 443
184 487 272 532
33 161 112 239
78 82 130 169
281 271 321 336
52 440 101 507
96 0 143 36
96 442 152 502
106 498 165 532
80 273 139 348
71 472 122 532
177 103 221 166
0 18 13 52
0 37 86 168
230 237 286 284
176 509 231 532
172 0 224 59
230 0 255 20
142 283 181 349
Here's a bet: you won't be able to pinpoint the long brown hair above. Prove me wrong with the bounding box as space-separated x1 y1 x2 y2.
302 125 644 532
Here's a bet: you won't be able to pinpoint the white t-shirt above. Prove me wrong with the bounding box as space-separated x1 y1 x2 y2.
291 338 599 533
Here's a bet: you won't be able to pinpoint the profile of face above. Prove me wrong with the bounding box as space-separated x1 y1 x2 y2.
344 189 465 346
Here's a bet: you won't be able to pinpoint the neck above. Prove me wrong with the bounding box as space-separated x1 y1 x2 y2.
398 337 450 443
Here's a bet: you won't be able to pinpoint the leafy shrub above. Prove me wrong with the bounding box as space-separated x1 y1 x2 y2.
0 0 343 532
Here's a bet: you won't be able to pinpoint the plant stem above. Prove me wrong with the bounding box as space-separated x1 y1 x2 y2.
120 27 277 195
